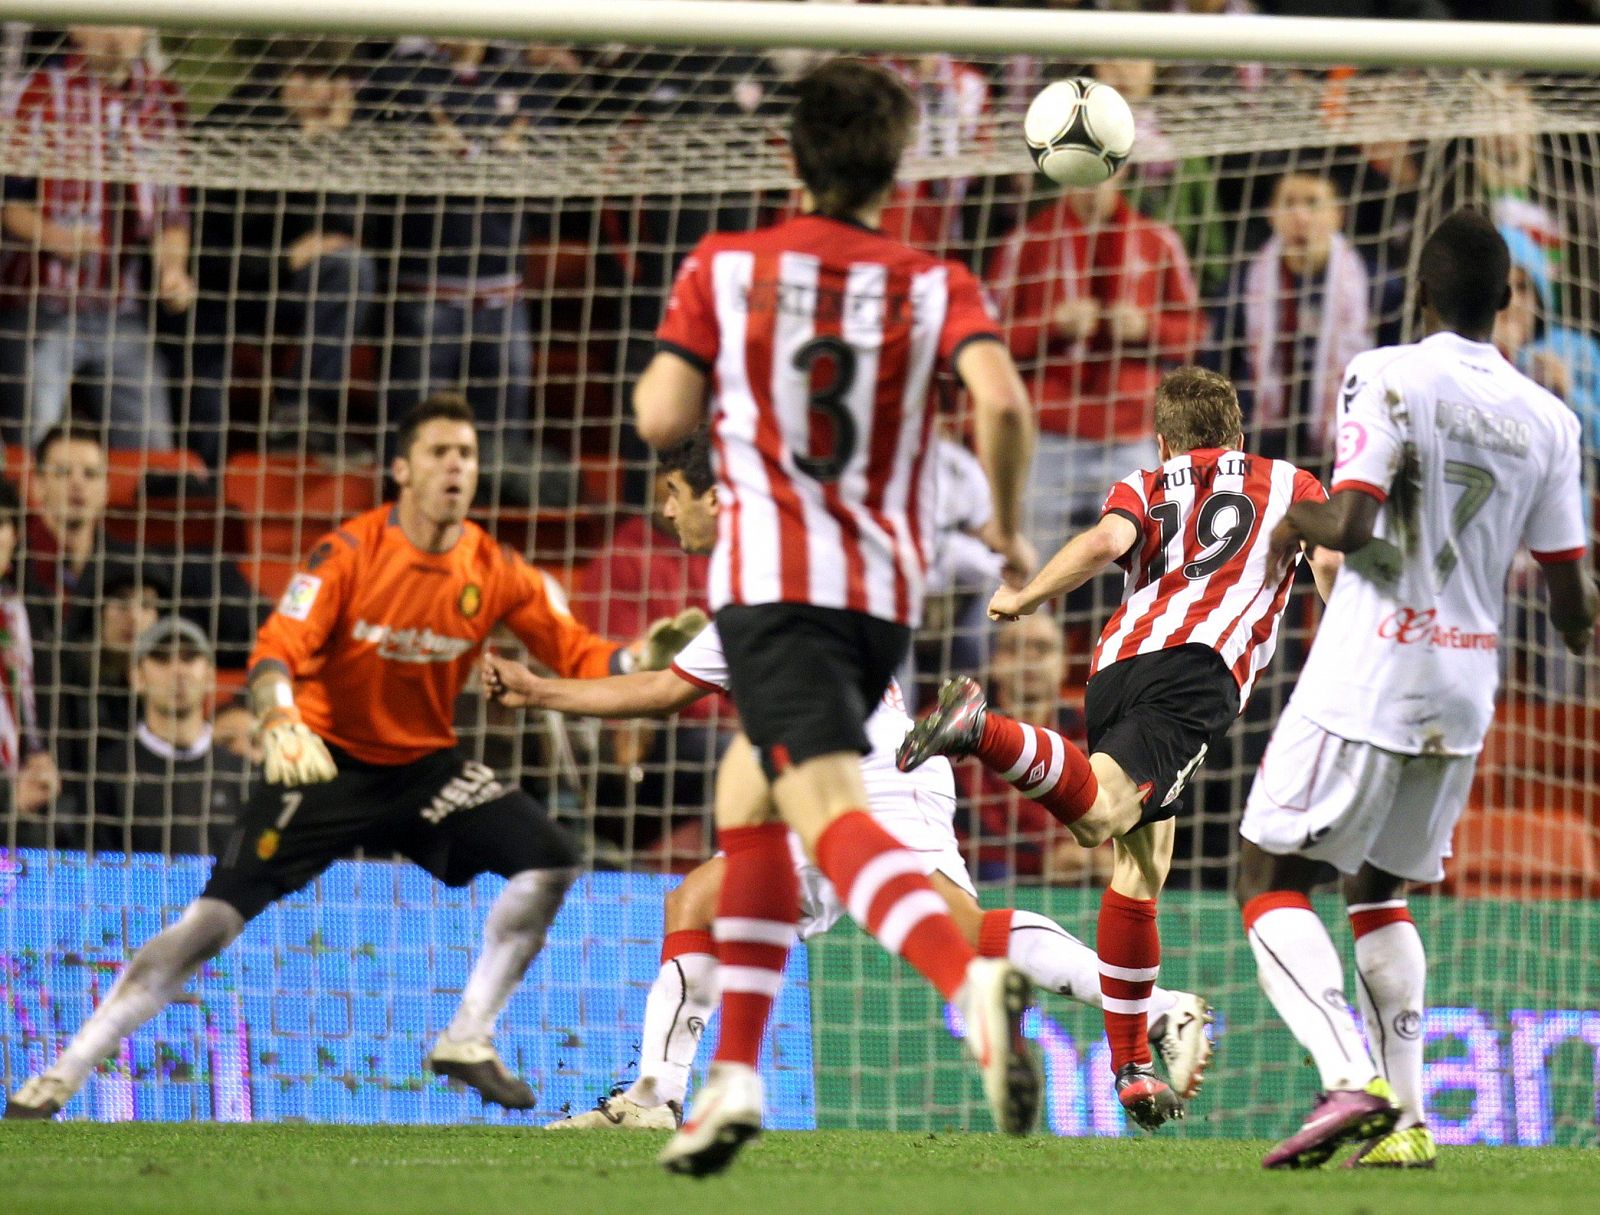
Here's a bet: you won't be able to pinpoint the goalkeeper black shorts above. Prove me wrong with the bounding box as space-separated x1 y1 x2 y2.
1084 643 1240 827
202 745 579 921
716 602 911 782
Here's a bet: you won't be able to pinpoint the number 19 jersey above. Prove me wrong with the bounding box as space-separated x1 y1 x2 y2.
656 213 1002 627
1292 332 1589 756
1092 447 1326 707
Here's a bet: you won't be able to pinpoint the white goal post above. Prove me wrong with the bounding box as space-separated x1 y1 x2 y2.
11 0 1600 71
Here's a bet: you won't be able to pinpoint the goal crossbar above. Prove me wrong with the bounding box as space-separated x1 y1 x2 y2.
13 0 1600 72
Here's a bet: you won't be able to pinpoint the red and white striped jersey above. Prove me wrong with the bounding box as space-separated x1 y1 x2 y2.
656 213 1002 627
1090 447 1326 705
0 56 188 314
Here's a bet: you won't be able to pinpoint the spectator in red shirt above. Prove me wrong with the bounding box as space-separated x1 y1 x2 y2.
0 26 192 451
956 612 1110 886
988 174 1206 557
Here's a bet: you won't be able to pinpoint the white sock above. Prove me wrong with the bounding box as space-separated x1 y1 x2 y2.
996 909 1175 1023
626 949 717 1108
446 868 576 1042
1246 899 1377 1092
1350 902 1427 1130
53 899 243 1089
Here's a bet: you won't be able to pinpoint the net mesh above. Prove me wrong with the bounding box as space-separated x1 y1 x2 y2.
0 25 1595 1145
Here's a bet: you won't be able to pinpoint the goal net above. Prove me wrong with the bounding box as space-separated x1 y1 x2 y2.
0 18 1595 1145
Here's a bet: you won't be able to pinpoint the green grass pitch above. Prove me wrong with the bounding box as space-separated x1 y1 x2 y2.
0 1124 1587 1215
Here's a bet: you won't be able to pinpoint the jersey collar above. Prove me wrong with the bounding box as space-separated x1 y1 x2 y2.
136 721 214 762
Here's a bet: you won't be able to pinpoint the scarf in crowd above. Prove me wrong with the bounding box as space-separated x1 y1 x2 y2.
1244 231 1369 436
0 593 40 774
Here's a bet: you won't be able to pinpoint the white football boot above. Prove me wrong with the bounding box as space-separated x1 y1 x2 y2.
4 1073 75 1120
956 957 1042 1135
425 1035 536 1109
658 1062 764 1176
1148 991 1215 1100
547 1092 681 1130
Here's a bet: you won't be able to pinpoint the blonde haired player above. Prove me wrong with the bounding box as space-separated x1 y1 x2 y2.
1237 210 1599 1170
482 434 1213 1130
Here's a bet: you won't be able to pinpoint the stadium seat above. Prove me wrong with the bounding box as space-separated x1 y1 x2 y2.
1474 699 1600 814
103 449 221 550
1441 805 1600 900
223 454 380 597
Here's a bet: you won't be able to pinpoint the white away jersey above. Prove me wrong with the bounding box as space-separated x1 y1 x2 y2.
1292 332 1589 755
669 621 956 802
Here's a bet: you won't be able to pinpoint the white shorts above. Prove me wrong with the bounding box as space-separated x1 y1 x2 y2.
1240 703 1477 883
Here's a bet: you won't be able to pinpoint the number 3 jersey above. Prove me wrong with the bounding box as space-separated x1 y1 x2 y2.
1093 447 1327 706
656 213 1002 627
1291 332 1589 757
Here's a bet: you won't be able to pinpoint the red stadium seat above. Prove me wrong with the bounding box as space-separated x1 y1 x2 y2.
1441 805 1600 900
223 454 380 596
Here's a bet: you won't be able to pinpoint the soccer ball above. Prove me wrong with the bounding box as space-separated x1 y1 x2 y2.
1023 79 1136 187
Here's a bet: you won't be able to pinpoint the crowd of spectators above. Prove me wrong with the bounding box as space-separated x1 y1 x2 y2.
1 12 1597 886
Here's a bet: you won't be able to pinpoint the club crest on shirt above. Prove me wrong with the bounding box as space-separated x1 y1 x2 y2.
278 574 323 621
458 583 482 619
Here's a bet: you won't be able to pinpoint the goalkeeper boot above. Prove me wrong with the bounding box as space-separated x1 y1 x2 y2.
1148 992 1215 1100
425 1035 536 1110
547 1091 682 1130
659 1062 763 1177
1115 1062 1186 1131
4 1074 75 1120
897 676 988 773
1343 1123 1437 1169
1262 1078 1400 1170
957 957 1042 1136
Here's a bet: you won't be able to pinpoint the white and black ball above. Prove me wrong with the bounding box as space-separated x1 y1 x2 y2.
1023 78 1136 188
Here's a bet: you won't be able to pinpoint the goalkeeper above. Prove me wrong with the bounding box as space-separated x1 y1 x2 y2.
5 395 697 1120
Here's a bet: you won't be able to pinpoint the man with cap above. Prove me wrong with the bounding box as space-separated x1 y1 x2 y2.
93 617 249 856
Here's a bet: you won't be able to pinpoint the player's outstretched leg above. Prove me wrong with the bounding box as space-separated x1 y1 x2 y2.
4 899 244 1119
426 866 577 1110
1239 855 1399 1168
974 907 1213 1100
897 677 1107 836
549 863 723 1130
812 809 1040 1137
1342 882 1435 1169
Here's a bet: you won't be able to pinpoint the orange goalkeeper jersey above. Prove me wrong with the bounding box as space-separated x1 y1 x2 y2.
251 505 620 766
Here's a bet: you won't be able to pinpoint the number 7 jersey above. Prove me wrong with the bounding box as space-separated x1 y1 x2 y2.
1291 332 1589 756
1092 446 1327 706
656 213 1002 627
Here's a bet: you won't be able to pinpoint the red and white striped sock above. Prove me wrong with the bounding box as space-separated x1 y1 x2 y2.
710 823 798 1069
1098 888 1160 1070
1349 900 1426 1128
814 810 975 1000
973 710 1099 827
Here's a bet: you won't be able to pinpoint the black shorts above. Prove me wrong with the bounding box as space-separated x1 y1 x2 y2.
717 603 911 781
1084 644 1240 826
202 747 579 921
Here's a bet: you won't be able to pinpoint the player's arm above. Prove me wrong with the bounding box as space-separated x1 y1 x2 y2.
1307 544 1343 603
1540 558 1600 655
1276 488 1383 555
988 513 1139 621
958 338 1037 586
636 243 718 449
247 536 356 785
633 350 707 450
482 652 704 718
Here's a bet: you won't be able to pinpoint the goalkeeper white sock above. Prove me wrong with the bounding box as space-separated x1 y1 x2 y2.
51 899 244 1088
1244 893 1377 1092
625 930 717 1108
978 908 1176 1022
1350 901 1428 1130
446 868 576 1043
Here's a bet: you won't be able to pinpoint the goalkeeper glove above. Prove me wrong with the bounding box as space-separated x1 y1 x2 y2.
258 707 338 786
639 606 709 671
